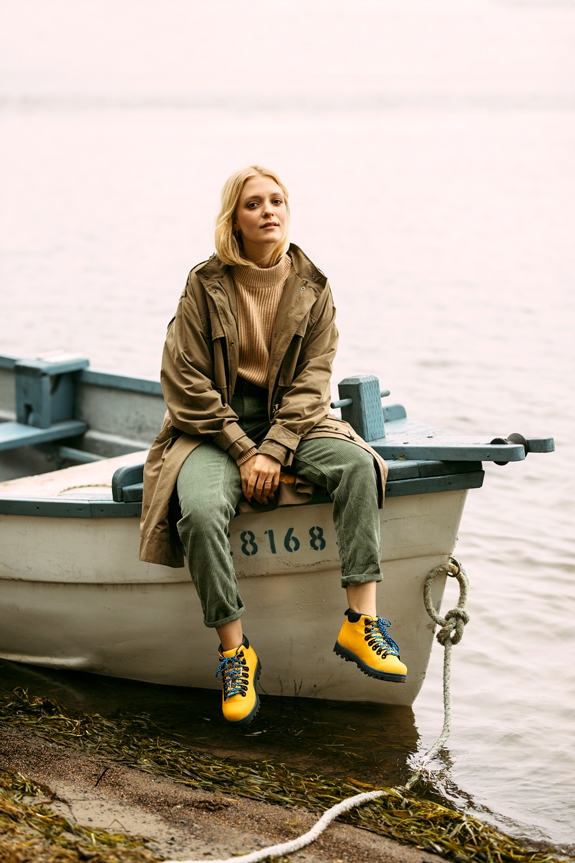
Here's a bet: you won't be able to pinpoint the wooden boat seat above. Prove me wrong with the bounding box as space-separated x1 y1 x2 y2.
0 419 88 452
0 354 89 453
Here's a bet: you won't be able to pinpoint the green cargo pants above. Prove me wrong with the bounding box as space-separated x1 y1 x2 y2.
176 378 382 628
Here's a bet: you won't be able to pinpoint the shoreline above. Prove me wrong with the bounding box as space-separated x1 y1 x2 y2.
0 686 567 863
0 727 442 863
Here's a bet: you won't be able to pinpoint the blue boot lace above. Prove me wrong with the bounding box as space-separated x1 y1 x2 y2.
364 617 400 657
216 649 249 700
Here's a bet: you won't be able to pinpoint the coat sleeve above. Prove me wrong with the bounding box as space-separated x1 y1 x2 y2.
161 274 256 462
258 284 338 467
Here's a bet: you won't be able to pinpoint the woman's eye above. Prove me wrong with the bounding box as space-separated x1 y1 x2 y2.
246 202 258 209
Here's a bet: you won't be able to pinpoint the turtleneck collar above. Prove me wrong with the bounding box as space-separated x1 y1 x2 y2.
232 255 291 289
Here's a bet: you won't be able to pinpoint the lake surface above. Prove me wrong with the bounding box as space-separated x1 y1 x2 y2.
1 0 574 850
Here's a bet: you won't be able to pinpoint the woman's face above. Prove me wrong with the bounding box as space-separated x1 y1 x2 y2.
233 175 287 262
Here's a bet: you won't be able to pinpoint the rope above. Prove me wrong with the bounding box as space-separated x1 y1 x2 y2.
405 557 469 790
163 557 469 863
164 790 385 863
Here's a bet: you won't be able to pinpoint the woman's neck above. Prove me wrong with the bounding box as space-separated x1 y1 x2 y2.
241 242 277 268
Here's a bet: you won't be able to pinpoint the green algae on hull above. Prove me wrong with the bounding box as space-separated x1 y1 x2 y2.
0 688 568 863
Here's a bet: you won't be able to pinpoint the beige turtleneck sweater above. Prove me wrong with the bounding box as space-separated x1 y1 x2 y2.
232 255 292 389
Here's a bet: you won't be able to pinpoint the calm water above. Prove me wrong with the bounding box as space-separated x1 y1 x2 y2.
1 0 574 849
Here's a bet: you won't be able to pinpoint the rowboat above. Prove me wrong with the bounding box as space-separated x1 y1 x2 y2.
0 352 554 707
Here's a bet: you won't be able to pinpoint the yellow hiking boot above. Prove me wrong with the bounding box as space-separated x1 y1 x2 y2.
334 609 407 683
216 636 261 725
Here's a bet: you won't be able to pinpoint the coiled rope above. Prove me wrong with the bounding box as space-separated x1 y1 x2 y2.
164 557 469 863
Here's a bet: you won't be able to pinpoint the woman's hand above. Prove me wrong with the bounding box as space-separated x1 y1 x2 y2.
239 454 281 504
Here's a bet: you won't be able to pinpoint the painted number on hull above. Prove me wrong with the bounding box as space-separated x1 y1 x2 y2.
284 527 300 553
240 530 258 556
309 526 326 550
264 529 277 554
239 526 328 556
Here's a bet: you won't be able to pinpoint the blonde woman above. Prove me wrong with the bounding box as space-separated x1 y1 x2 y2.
140 166 407 724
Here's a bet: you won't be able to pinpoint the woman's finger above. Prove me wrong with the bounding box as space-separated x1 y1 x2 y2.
254 469 270 503
266 467 281 502
256 468 276 503
246 466 259 501
240 463 256 501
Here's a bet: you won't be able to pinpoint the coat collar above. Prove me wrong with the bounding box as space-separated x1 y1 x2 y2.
195 244 329 400
195 243 328 292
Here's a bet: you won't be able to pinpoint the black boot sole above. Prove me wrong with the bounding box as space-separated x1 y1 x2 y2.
334 642 406 683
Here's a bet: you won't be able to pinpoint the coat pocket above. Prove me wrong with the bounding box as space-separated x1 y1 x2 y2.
209 311 225 340
211 339 227 397
207 311 229 397
278 316 309 387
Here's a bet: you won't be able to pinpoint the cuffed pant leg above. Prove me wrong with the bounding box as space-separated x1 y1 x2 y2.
176 442 244 628
292 438 382 587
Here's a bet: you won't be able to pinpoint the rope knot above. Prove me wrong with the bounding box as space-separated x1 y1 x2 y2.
423 557 470 646
437 607 470 645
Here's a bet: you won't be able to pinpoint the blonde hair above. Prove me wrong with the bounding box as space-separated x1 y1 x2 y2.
215 165 290 267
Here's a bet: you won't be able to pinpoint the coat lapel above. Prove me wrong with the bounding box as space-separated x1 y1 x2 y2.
267 268 321 390
197 261 239 400
194 247 328 403
267 245 328 392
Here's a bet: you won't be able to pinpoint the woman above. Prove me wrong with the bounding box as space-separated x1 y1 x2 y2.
140 165 407 725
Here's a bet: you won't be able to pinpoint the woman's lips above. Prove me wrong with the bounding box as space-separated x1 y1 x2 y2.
261 222 279 229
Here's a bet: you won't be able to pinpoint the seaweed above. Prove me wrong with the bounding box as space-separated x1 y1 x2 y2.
0 688 570 863
0 766 158 862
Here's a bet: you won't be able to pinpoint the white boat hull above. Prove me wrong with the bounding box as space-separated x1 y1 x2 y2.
0 484 467 706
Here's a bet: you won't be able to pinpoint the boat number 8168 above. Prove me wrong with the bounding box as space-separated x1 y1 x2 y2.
238 526 326 556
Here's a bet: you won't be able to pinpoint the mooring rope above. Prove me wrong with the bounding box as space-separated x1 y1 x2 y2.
405 557 469 791
165 557 469 863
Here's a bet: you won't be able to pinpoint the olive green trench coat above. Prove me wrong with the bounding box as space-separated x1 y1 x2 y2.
139 245 388 568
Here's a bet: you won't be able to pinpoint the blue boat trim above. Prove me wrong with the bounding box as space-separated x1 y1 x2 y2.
386 459 482 479
80 370 163 397
0 498 141 518
0 466 485 518
112 463 145 500
371 441 525 462
1 355 164 397
383 403 407 422
109 459 483 503
54 445 104 463
385 470 484 497
0 420 88 452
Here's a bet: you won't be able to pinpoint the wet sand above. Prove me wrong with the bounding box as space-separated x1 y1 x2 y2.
0 727 446 863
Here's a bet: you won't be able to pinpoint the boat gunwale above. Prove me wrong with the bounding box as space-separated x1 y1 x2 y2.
0 469 484 518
